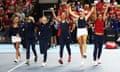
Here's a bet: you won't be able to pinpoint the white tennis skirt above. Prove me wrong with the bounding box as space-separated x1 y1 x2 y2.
11 36 21 43
77 28 88 38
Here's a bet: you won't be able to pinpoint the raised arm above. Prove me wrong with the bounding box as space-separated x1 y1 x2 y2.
50 8 57 19
28 16 35 23
50 8 61 22
103 4 109 20
85 6 95 21
94 4 97 20
69 6 79 18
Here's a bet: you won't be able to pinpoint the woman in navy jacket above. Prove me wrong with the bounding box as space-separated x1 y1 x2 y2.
51 8 71 64
37 16 51 66
22 16 37 65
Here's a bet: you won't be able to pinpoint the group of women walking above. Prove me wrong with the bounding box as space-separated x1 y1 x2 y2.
2 2 110 67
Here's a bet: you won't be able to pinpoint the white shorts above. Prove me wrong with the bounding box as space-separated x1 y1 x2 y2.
11 36 21 43
77 28 88 38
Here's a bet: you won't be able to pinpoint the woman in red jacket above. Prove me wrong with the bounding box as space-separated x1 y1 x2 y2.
93 4 109 66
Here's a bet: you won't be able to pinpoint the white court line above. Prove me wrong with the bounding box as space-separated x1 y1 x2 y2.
8 61 26 72
7 57 34 72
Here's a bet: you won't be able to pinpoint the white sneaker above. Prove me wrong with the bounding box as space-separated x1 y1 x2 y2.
14 59 18 63
41 62 47 67
81 59 85 65
97 59 101 64
93 61 98 66
25 59 30 65
18 56 21 61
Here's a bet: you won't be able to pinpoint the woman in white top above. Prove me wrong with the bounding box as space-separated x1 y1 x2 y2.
69 4 95 64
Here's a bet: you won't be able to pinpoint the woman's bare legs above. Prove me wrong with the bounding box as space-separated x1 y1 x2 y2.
83 34 87 58
14 42 20 62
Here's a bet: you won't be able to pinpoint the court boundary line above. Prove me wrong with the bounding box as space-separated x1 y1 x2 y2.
7 61 26 72
7 57 34 72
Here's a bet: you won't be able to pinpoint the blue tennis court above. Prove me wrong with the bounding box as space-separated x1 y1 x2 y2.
0 44 120 72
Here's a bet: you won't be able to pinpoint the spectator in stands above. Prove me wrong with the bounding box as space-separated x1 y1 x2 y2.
5 6 14 18
24 0 32 16
16 0 24 11
111 0 118 5
10 0 17 6
118 16 120 30
76 0 82 12
14 9 20 16
111 14 119 31
9 3 16 13
58 0 69 17
109 0 117 16
17 10 25 22
3 14 10 30
0 7 4 18
0 16 4 32
0 0 4 8
95 0 104 13
5 0 11 7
